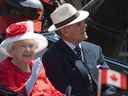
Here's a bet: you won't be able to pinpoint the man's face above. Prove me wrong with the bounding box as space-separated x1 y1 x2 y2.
9 39 37 63
62 21 87 44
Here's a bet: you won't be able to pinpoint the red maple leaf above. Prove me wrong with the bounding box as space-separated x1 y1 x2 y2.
110 74 118 81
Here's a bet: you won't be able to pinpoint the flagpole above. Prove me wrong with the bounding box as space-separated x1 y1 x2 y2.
97 69 102 96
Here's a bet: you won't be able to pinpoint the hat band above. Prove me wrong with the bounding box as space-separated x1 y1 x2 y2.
55 12 80 28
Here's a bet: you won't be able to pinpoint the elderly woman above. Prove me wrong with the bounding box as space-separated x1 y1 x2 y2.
0 21 63 96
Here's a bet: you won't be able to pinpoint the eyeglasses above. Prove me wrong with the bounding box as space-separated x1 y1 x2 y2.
18 44 37 50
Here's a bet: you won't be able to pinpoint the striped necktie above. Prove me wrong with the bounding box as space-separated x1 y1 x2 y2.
74 45 82 60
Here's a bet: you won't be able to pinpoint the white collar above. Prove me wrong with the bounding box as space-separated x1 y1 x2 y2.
64 40 81 50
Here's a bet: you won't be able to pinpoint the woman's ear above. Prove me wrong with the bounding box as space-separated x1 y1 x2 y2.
35 43 38 50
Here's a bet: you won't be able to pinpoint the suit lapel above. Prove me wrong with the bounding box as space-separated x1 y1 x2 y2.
81 42 98 84
56 40 98 84
57 39 76 64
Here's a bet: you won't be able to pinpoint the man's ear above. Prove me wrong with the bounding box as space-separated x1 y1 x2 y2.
60 27 69 36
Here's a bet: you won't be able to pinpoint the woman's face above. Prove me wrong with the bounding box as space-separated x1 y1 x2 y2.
9 39 37 64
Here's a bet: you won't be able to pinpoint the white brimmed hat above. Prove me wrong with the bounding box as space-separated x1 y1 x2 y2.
48 3 89 32
0 21 48 55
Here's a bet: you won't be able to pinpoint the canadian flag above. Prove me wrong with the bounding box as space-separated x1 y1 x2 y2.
99 69 127 90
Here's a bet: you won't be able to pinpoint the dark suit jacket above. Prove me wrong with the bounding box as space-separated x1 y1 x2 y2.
42 39 108 96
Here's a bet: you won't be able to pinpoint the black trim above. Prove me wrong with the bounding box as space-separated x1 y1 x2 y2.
55 12 80 28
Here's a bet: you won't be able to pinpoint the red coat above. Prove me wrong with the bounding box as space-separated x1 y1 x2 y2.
0 57 63 96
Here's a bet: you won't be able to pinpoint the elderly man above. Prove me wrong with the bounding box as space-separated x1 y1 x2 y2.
42 3 109 96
